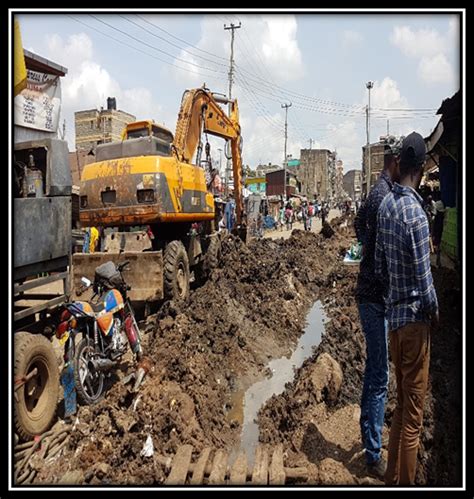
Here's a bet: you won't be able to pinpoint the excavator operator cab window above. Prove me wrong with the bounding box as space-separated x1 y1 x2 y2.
127 128 150 139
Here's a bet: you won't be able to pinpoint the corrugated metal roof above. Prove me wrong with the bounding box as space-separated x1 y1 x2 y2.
24 49 67 76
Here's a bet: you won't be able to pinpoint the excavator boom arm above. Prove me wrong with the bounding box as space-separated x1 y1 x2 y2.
172 87 244 225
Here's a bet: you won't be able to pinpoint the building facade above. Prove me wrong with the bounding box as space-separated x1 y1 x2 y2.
255 162 281 177
265 169 298 197
361 142 386 196
298 148 335 201
343 169 362 202
74 97 136 152
334 159 345 202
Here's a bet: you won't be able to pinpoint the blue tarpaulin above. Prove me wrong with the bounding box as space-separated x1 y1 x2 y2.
264 215 277 229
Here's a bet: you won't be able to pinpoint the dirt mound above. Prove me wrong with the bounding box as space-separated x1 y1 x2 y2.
258 258 462 486
30 215 460 486
33 218 353 485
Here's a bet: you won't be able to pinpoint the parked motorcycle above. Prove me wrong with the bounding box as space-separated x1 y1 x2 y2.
56 260 144 406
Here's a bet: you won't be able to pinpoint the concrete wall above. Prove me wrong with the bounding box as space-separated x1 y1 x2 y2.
362 144 385 193
343 169 362 201
75 108 136 151
298 149 331 200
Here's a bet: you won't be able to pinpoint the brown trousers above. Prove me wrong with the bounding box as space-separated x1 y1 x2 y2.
385 322 431 485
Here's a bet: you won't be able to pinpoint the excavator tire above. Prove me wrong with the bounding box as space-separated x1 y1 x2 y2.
195 234 221 284
14 332 59 441
164 240 190 302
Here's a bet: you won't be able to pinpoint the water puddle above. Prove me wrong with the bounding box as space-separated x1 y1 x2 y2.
227 300 327 466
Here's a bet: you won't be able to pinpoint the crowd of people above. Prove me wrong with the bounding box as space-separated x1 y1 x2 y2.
275 199 337 232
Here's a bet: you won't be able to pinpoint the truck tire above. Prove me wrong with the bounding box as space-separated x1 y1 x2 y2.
14 332 59 441
164 240 190 301
195 234 221 284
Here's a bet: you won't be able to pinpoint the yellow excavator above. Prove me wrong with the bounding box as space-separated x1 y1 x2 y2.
73 85 245 305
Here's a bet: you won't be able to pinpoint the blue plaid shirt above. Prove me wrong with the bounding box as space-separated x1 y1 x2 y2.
375 183 438 331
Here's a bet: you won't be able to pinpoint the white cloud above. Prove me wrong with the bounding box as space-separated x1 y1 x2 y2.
43 32 164 150
390 21 458 87
418 53 455 85
342 30 364 48
313 120 362 172
390 26 445 59
46 33 93 67
259 15 304 81
366 77 409 109
167 14 304 90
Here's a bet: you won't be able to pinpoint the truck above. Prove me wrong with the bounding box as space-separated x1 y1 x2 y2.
73 85 245 306
13 28 71 441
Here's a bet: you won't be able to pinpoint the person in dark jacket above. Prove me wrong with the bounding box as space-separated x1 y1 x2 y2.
353 135 403 479
432 191 445 267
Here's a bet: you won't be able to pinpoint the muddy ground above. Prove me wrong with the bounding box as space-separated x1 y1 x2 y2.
258 239 462 486
29 216 462 486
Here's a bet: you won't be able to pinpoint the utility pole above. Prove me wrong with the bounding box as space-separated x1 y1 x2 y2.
224 22 241 198
366 81 373 195
387 119 390 136
309 138 313 150
281 102 292 199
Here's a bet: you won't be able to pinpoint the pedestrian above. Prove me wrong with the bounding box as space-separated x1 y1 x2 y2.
285 202 293 231
321 202 329 225
301 201 309 231
279 205 285 231
307 202 314 231
257 211 264 238
218 215 226 231
432 192 445 267
225 198 236 231
89 226 99 253
423 194 436 253
375 132 439 485
353 135 403 479
82 227 90 254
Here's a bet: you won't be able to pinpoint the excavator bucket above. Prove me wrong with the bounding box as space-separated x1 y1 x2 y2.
232 225 248 244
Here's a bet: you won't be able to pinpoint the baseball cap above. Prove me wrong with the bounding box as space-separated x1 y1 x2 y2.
384 135 404 156
400 132 426 166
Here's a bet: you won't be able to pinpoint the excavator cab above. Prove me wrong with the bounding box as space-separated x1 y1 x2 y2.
121 120 174 142
94 121 174 163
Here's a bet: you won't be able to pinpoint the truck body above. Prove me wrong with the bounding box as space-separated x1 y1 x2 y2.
13 32 70 441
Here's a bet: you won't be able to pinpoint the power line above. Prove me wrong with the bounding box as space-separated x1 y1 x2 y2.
120 15 229 70
135 14 229 62
67 15 228 85
89 14 227 75
115 14 440 116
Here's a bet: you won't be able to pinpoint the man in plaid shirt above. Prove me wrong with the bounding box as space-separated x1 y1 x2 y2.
375 132 439 485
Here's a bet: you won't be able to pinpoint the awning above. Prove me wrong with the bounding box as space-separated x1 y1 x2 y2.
425 118 444 154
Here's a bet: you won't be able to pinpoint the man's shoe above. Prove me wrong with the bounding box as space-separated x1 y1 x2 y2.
366 457 387 480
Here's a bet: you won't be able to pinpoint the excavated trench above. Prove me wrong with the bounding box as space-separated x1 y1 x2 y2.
226 301 327 468
27 217 461 487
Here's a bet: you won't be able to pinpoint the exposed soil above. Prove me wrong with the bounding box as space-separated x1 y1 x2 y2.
258 240 462 486
28 217 461 486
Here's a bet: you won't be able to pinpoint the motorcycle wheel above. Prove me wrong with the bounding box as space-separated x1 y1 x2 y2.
73 338 105 405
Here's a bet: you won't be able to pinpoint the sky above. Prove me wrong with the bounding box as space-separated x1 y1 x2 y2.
16 10 461 174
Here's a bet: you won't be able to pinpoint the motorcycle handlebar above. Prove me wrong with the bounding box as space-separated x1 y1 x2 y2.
117 260 130 272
